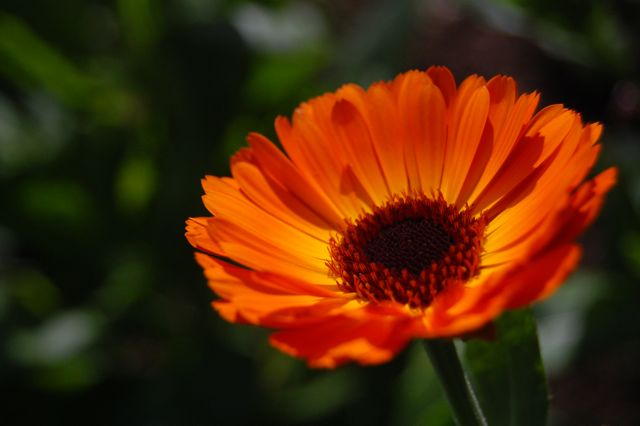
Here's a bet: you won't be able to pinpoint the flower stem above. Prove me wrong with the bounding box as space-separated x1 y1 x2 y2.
423 339 487 426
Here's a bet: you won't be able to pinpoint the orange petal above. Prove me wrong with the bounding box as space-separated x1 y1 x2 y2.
229 153 335 243
277 112 368 218
503 244 582 309
329 97 390 204
426 66 457 106
206 218 333 285
483 116 589 255
566 123 603 189
466 90 540 205
471 106 575 214
441 83 490 203
423 243 581 337
550 167 618 245
486 75 517 132
269 311 418 368
197 253 346 326
245 132 345 231
185 217 222 254
396 71 448 193
482 166 615 271
338 82 408 195
200 174 332 278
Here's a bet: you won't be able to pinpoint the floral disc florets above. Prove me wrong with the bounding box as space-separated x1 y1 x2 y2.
328 193 487 309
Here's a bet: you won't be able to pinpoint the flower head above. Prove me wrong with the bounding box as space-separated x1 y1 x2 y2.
186 67 616 368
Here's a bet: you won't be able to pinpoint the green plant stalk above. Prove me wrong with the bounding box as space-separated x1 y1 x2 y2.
423 339 487 426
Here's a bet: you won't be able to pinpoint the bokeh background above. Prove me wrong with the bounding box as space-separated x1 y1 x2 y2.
1 0 639 424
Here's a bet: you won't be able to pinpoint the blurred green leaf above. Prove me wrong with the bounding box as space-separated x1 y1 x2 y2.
464 309 548 426
117 0 161 51
0 278 10 322
392 343 453 426
96 254 151 316
621 231 640 278
11 268 61 317
258 348 303 392
0 12 138 124
271 368 360 424
535 269 607 374
18 179 95 230
0 12 99 106
588 3 628 71
0 92 71 176
33 353 102 392
115 153 157 214
245 46 329 106
232 2 326 53
7 310 105 365
474 0 631 70
332 0 414 83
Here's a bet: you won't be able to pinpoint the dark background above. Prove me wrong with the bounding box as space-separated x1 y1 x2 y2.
1 0 639 424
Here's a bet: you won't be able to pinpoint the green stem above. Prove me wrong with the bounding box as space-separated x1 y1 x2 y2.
423 339 487 426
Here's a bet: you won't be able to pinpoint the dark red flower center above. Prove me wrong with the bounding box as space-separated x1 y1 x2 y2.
328 194 487 309
364 218 453 276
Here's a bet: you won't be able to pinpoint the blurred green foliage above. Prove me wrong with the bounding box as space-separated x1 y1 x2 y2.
1 0 639 425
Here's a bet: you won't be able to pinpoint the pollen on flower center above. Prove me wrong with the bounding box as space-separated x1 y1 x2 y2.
327 194 487 309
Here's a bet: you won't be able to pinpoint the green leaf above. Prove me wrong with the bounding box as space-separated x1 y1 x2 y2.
0 12 99 106
0 12 137 124
464 309 548 426
117 0 161 51
425 339 487 426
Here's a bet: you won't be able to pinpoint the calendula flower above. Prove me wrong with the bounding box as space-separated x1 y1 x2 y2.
186 67 616 368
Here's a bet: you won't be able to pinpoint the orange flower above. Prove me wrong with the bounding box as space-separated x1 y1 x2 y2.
186 67 616 368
